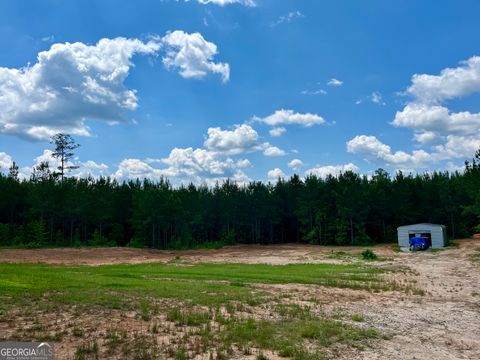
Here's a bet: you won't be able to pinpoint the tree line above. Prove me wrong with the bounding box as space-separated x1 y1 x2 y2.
0 134 479 249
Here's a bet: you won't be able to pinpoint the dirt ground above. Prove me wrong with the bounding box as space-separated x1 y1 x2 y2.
1 240 479 360
0 242 396 265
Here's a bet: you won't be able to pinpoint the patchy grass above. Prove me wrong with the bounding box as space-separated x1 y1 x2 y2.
0 260 389 359
470 248 480 265
0 261 390 311
74 341 99 360
220 315 379 360
166 307 212 326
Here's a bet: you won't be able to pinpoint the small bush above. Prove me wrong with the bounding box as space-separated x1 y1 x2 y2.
361 249 377 260
351 314 363 322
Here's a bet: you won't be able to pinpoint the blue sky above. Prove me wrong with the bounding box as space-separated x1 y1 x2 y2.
1 0 480 184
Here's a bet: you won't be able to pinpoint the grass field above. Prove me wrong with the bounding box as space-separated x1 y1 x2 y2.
0 260 388 359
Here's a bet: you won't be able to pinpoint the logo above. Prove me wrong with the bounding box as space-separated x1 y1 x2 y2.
0 342 54 360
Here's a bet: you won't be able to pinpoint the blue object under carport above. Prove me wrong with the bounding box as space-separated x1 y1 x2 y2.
409 236 430 251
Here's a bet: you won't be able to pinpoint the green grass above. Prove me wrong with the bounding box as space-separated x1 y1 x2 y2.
0 261 389 310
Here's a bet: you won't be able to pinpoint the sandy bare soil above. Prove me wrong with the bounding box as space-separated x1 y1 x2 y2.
1 240 479 360
0 243 396 265
332 239 480 360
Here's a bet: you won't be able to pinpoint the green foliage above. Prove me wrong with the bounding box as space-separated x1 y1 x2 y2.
0 148 479 248
361 249 378 261
0 223 9 246
90 229 115 247
127 237 144 248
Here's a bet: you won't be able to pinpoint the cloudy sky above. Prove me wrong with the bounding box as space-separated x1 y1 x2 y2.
1 0 480 184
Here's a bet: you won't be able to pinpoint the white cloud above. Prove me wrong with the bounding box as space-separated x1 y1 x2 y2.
407 56 480 103
162 30 230 82
253 109 325 127
267 168 285 180
269 127 286 137
194 0 255 6
349 56 480 171
305 163 359 178
204 124 262 154
371 91 385 105
327 78 343 87
433 135 480 161
76 160 109 178
347 135 434 168
412 131 438 144
0 152 13 172
271 11 304 27
0 37 160 141
41 35 55 43
0 32 230 141
33 149 61 170
301 89 327 96
236 159 252 168
393 103 480 138
263 145 286 157
287 158 303 170
115 147 251 186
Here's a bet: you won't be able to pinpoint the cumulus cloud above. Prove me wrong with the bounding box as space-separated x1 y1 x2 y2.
287 159 303 170
162 30 230 82
347 135 434 169
115 148 251 186
263 145 286 157
0 37 160 140
305 163 359 179
349 56 480 171
407 56 480 103
269 127 286 137
76 160 110 178
267 168 285 180
253 109 325 127
393 103 480 139
327 78 343 87
0 32 229 141
204 124 263 154
0 152 13 172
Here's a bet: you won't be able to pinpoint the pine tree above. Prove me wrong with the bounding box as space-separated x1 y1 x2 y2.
50 133 80 181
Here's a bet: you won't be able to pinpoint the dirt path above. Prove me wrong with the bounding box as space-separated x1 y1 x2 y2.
342 239 480 360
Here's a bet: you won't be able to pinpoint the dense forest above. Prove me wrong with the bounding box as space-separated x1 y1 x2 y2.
1 136 480 249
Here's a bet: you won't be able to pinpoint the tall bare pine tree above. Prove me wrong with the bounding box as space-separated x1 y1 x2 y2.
50 133 80 181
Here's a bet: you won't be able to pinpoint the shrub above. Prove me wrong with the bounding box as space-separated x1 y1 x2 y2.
361 249 377 260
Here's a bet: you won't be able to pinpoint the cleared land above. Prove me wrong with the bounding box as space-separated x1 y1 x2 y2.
0 240 479 359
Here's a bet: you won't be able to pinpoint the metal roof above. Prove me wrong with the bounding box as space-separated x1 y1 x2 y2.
397 223 446 229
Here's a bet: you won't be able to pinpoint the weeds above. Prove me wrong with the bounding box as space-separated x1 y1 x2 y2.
361 249 378 261
74 341 99 360
167 307 212 326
